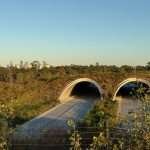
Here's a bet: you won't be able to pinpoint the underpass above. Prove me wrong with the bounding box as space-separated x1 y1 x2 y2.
10 78 103 150
113 78 150 118
10 77 150 150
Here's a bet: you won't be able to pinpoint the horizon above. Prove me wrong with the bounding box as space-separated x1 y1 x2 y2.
0 0 150 66
0 60 149 68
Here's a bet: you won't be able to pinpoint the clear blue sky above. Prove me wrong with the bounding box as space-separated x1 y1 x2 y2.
0 0 150 66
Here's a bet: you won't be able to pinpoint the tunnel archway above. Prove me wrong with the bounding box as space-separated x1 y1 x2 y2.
59 78 103 103
12 78 104 148
113 78 150 117
113 78 150 100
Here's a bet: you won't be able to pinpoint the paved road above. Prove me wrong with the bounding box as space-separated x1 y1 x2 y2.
11 97 97 149
116 96 141 118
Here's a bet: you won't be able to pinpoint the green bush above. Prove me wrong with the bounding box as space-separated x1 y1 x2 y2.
68 88 150 150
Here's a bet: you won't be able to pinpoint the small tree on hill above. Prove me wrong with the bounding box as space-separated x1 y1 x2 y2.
146 61 150 70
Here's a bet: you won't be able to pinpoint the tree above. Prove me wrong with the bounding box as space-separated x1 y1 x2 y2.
136 65 145 71
8 61 14 68
146 61 150 70
110 65 119 72
42 61 49 68
120 65 133 72
95 62 100 66
19 60 24 69
30 61 41 70
24 61 29 69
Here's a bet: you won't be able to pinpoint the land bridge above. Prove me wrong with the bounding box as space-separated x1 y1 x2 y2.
11 77 150 150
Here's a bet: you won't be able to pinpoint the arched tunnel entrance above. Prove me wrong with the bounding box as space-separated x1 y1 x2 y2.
59 78 102 103
113 78 150 118
70 81 101 99
116 81 149 98
11 78 103 150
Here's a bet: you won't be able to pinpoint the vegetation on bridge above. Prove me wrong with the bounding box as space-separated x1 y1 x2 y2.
68 87 150 150
0 60 150 149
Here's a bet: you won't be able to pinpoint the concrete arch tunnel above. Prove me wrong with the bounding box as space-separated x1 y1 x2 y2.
59 78 103 103
11 78 103 150
113 78 150 117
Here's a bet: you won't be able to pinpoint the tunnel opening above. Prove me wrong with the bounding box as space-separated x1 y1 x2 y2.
70 81 101 99
116 81 149 99
59 78 103 103
12 79 103 149
115 80 150 118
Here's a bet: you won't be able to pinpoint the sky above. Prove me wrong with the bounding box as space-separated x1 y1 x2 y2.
0 0 150 66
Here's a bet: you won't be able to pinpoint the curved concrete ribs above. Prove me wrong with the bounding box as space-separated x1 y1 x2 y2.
11 78 103 150
113 78 150 118
113 78 150 100
59 78 103 103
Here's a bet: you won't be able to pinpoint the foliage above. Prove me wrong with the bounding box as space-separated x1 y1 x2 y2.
68 86 150 149
123 87 150 150
89 132 108 150
0 61 149 149
82 100 118 129
0 103 12 150
146 61 150 70
67 100 118 149
67 120 82 150
0 91 57 150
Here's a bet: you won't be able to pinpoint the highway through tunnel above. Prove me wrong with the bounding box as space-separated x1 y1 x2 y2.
70 81 100 99
10 77 150 149
10 78 103 150
113 78 150 118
